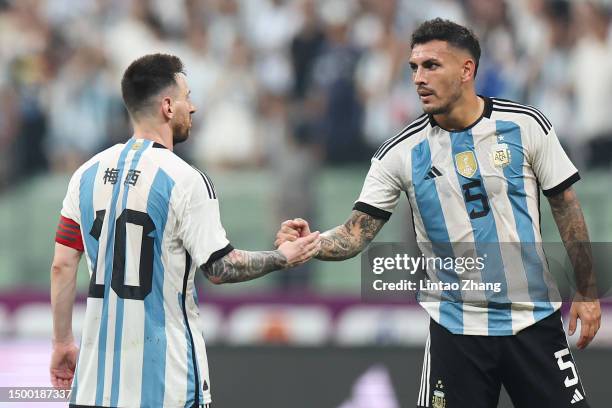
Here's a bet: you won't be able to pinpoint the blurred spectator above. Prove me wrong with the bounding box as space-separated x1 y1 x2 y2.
355 14 408 147
312 0 367 163
193 37 260 168
467 0 520 99
2 56 49 186
571 1 612 169
46 46 117 170
526 1 576 152
290 0 326 101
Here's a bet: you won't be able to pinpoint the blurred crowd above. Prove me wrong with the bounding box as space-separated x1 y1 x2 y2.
1 0 612 189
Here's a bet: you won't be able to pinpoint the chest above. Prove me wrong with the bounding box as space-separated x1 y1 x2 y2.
408 122 532 204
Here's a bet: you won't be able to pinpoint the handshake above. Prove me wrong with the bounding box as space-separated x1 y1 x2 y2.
273 218 322 268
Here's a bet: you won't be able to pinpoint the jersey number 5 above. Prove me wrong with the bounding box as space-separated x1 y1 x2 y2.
462 180 490 219
88 209 155 301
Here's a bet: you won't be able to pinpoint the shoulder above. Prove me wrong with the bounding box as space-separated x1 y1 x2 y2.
373 113 430 160
69 144 125 184
188 165 217 200
490 97 552 135
150 150 217 200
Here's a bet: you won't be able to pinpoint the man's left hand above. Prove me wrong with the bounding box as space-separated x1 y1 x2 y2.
568 299 601 349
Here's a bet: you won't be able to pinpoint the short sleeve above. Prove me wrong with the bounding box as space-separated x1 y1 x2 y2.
354 156 404 220
178 172 232 268
60 170 81 223
528 125 580 197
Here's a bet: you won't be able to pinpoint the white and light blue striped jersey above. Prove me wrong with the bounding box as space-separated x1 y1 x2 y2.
356 97 579 336
59 137 231 407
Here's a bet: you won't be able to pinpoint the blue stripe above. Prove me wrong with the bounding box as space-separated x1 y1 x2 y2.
179 293 196 408
140 168 175 406
411 139 464 332
110 140 152 406
95 139 135 405
496 121 553 322
449 130 512 335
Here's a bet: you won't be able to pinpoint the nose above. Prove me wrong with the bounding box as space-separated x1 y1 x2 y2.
413 66 426 86
190 104 196 114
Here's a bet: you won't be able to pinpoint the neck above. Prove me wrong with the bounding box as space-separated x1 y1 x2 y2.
132 121 173 151
433 91 484 131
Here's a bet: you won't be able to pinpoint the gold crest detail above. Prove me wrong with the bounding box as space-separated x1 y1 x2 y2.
454 151 478 178
492 143 511 168
132 140 143 150
432 380 446 408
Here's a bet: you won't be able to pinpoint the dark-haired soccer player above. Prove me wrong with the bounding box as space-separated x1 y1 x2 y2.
276 19 600 407
50 53 321 408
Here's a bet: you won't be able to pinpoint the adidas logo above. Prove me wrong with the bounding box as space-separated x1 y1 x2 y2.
424 166 443 180
571 388 584 404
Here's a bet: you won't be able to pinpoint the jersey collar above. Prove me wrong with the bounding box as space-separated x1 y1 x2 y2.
428 95 493 132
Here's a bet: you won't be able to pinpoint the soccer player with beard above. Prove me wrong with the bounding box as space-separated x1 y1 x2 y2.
50 53 321 408
276 19 601 408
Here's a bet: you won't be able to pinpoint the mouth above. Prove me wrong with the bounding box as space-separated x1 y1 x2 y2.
417 89 435 98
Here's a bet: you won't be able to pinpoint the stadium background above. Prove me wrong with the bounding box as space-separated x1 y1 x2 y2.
1 0 612 406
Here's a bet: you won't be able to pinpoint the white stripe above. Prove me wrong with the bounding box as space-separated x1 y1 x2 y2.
418 336 428 405
425 336 431 407
561 315 588 397
118 300 144 406
74 298 103 406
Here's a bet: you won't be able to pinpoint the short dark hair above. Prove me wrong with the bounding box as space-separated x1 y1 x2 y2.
121 53 185 116
411 18 481 77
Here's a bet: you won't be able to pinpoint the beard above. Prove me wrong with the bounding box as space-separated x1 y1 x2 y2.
420 81 463 115
172 121 190 145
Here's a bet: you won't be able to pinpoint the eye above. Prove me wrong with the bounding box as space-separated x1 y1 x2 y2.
409 63 417 72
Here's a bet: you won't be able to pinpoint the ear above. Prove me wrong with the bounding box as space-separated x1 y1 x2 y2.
462 59 476 83
161 96 173 119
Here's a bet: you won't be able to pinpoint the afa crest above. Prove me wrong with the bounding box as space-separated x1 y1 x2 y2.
454 151 478 178
492 143 511 168
432 380 446 408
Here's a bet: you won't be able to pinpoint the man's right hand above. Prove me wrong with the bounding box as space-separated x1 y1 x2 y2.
50 341 78 390
277 230 321 267
275 218 311 248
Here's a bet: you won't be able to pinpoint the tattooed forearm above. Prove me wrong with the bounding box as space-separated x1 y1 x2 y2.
203 249 287 284
316 210 386 261
548 187 596 297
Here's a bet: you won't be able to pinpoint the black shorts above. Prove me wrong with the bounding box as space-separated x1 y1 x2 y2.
416 310 589 408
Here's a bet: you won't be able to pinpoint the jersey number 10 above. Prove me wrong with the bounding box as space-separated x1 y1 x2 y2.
88 209 155 301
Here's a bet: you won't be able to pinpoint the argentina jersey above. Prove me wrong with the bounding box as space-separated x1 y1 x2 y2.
356 97 579 336
59 138 232 407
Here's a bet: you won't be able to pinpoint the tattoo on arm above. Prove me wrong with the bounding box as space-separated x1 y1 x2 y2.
548 187 596 297
316 210 386 261
203 249 287 284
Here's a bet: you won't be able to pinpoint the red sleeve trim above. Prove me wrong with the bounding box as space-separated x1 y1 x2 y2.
55 216 84 252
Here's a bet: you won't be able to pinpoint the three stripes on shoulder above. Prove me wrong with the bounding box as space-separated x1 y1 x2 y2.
373 98 553 162
491 98 552 135
374 114 429 160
